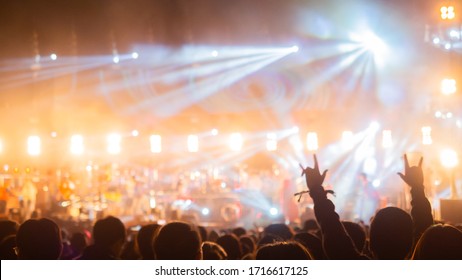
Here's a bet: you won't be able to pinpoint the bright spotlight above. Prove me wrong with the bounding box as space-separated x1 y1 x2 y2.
187 135 199 153
290 45 299 53
363 157 377 175
107 133 121 154
361 32 387 57
449 30 460 39
201 208 210 216
27 136 41 156
306 132 318 151
382 130 393 148
440 149 459 168
150 135 162 153
113 56 120 64
50 131 58 138
211 128 219 136
50 53 57 60
269 207 279 216
266 133 277 151
444 43 452 50
421 126 432 145
441 6 456 20
369 121 380 131
433 37 441 44
229 133 243 151
70 134 84 155
131 52 139 59
211 50 218 57
342 130 354 150
372 179 381 188
441 78 457 95
131 130 139 137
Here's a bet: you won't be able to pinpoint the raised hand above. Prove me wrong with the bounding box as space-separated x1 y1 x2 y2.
300 154 328 191
397 154 424 187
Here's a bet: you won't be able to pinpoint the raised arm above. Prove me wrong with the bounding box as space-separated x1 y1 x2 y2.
299 154 361 259
397 154 433 240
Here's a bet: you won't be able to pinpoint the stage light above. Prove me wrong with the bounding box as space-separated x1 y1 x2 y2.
363 157 377 175
421 126 432 145
369 121 380 131
86 165 92 172
306 132 318 151
201 208 210 216
113 56 120 64
150 196 156 209
27 136 41 156
435 111 442 118
441 78 457 95
131 52 139 59
342 130 354 149
70 134 84 155
290 45 299 53
50 131 57 138
187 134 199 152
3 164 9 172
269 207 279 216
229 133 243 151
211 50 218 57
50 53 57 60
131 130 139 137
444 43 452 50
440 149 459 168
382 130 393 148
441 6 455 20
107 133 121 154
433 37 441 44
372 179 381 188
292 126 300 133
150 135 162 153
211 128 219 136
449 29 460 39
361 31 387 58
447 112 453 118
266 133 277 151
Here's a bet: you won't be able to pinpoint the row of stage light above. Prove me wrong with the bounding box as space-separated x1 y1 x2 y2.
0 125 458 165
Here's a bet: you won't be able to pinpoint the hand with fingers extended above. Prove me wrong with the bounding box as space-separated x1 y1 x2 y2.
397 154 424 188
297 154 329 202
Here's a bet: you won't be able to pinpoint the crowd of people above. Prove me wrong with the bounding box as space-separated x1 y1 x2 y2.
1 154 461 260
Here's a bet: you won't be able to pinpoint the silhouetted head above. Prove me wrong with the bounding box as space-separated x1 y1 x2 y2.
369 207 413 259
216 233 242 260
240 235 256 256
412 224 462 260
264 223 294 241
342 221 366 253
154 221 201 260
93 216 126 256
16 218 62 259
0 219 19 242
136 223 160 260
257 233 283 248
70 232 88 256
256 241 312 260
232 227 246 237
0 235 17 259
302 219 319 232
202 241 228 260
294 232 326 260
